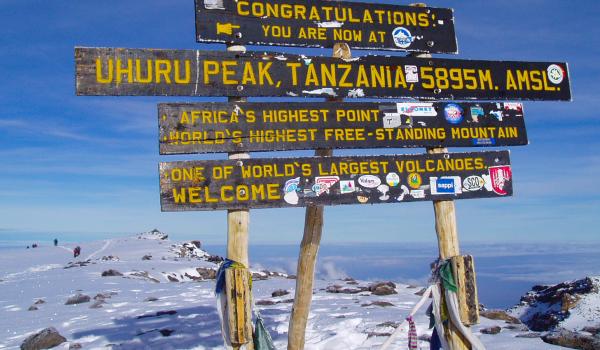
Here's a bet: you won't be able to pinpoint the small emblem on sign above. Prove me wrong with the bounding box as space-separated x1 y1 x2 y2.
358 175 381 188
340 180 356 194
312 176 339 196
397 103 437 117
405 65 419 83
430 176 462 195
386 173 400 187
407 173 422 189
489 166 512 196
377 184 390 201
444 103 464 124
410 189 426 199
392 27 414 48
547 64 564 84
463 176 485 191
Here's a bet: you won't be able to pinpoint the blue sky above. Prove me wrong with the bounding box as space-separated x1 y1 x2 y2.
1 0 599 244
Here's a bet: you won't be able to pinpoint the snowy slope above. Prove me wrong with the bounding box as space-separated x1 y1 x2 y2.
0 232 567 349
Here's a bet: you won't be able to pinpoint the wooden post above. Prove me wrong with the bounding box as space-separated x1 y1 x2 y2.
407 3 471 349
226 43 254 350
287 43 351 350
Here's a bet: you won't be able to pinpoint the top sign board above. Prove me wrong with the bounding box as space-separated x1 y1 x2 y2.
195 0 458 54
75 47 571 101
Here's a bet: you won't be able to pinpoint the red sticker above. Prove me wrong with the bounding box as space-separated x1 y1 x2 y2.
489 166 512 195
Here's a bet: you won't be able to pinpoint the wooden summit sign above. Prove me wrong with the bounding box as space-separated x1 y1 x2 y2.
75 47 572 101
159 150 512 211
159 102 528 154
195 0 458 54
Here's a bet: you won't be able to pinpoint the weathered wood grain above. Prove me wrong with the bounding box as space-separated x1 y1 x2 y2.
75 47 572 101
195 0 458 54
158 101 528 154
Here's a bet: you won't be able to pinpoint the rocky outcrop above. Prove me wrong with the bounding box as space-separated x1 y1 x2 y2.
542 328 600 350
65 294 90 305
101 269 123 277
480 326 501 335
512 277 598 332
272 289 290 297
369 281 397 296
20 327 66 350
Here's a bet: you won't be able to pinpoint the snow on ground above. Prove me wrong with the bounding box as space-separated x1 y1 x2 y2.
0 232 567 349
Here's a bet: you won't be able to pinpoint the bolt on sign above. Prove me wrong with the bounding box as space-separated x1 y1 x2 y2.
75 47 571 101
159 150 512 211
159 102 528 154
195 0 458 54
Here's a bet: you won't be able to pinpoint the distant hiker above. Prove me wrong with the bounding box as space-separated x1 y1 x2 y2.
54 239 58 246
73 246 81 258
26 246 30 249
32 243 38 248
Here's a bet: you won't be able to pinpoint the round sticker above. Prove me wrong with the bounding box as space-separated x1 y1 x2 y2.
407 173 422 189
358 175 381 188
444 103 464 124
386 173 400 187
392 27 414 48
547 64 564 84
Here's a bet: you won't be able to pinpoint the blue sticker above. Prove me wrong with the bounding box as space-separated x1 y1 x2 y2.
444 103 464 124
436 178 455 193
472 138 496 146
392 27 414 48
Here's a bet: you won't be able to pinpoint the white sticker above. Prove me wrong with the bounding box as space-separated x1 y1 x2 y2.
386 173 400 187
358 175 381 188
410 190 425 199
547 64 564 84
377 184 390 201
405 65 419 83
392 27 414 48
340 180 356 194
382 113 402 128
396 103 437 117
462 176 485 191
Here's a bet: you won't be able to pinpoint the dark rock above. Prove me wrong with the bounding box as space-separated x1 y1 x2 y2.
159 329 175 337
520 277 596 306
167 275 179 282
20 327 66 350
190 240 202 248
272 289 290 298
68 343 82 349
326 284 363 294
369 282 397 296
515 332 542 338
129 271 160 283
480 310 521 324
256 300 276 306
101 255 119 261
480 326 501 335
406 285 419 289
28 306 38 311
581 325 600 335
101 269 123 277
542 328 600 350
367 332 392 338
142 255 152 260
361 301 394 307
34 299 45 305
144 296 159 302
65 293 90 305
527 312 562 332
281 299 294 304
252 272 268 281
206 255 224 264
287 275 297 279
93 293 112 301
196 267 217 280
376 321 400 328
503 324 529 332
561 293 581 312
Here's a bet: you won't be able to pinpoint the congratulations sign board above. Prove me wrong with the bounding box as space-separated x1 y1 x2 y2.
76 47 571 101
159 102 527 154
160 151 512 211
195 0 458 54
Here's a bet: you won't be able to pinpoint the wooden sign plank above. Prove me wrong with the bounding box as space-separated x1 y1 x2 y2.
159 150 512 211
195 0 458 54
159 102 527 154
75 47 571 101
